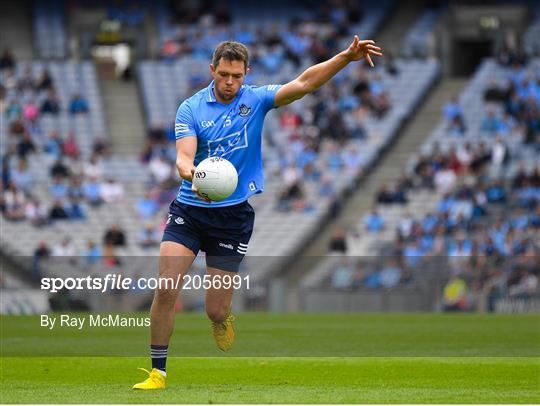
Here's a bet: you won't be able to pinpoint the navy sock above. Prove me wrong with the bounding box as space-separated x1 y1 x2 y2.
150 344 168 372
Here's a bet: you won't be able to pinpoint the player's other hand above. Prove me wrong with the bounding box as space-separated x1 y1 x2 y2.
190 168 212 203
344 35 383 67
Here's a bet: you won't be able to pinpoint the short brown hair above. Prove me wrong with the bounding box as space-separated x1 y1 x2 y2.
212 41 249 71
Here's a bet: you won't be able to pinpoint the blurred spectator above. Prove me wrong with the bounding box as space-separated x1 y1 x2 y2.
442 275 468 311
434 163 457 194
67 197 86 220
0 48 15 71
103 241 121 267
17 132 36 159
490 137 508 168
363 208 385 233
136 192 159 219
100 178 124 203
508 270 538 299
4 182 26 220
52 237 76 256
49 199 68 220
49 176 68 200
43 131 63 160
376 184 394 204
318 175 336 198
379 259 402 288
83 155 104 179
32 241 50 279
328 228 347 253
68 176 84 200
17 67 35 92
82 240 102 265
443 97 464 122
104 224 126 247
83 177 103 206
10 160 33 193
50 158 70 178
363 268 381 289
69 92 89 114
149 155 172 184
40 89 61 114
331 258 354 289
36 68 53 91
25 198 48 227
92 137 110 157
63 132 80 158
137 222 160 248
148 123 167 142
481 110 501 134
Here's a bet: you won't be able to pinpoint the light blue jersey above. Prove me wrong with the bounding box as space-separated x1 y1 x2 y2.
175 81 281 207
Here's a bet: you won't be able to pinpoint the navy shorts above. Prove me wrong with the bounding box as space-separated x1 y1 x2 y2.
162 199 255 272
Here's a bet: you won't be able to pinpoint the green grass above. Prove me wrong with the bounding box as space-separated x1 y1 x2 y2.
1 313 539 403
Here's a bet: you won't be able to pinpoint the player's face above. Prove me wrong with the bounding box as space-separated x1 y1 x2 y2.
210 58 247 103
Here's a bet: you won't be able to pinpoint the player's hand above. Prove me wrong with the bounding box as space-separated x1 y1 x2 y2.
344 35 383 67
190 168 212 203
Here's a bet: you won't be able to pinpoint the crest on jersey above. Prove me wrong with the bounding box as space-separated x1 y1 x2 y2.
238 104 251 117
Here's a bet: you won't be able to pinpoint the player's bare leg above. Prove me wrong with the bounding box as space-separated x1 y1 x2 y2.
151 241 196 345
206 267 236 351
133 241 195 390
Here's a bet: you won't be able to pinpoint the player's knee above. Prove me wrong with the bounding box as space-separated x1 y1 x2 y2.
206 304 228 323
154 287 178 306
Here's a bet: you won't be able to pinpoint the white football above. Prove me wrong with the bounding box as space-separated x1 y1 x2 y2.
192 157 238 201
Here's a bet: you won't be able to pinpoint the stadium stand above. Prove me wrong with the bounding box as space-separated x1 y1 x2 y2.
523 2 540 56
305 56 539 311
34 0 67 59
401 6 445 58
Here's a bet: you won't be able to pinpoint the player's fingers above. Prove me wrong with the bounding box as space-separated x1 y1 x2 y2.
359 40 375 45
366 54 375 68
368 50 384 57
366 44 382 52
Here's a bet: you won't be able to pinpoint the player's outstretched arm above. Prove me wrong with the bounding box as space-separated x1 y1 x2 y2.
274 35 383 107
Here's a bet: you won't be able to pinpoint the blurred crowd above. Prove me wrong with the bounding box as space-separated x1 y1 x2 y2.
327 54 540 308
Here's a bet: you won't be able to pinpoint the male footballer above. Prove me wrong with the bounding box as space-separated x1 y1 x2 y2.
134 36 382 389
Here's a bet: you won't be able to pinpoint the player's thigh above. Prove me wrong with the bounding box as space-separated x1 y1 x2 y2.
204 266 236 310
158 241 196 282
160 200 203 280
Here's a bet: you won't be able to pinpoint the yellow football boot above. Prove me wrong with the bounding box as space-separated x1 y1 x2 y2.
132 368 166 390
212 313 235 351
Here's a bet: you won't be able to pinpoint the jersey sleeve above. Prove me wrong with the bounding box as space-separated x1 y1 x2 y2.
174 100 197 139
252 84 282 113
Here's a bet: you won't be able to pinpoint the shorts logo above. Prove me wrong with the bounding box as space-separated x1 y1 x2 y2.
238 104 251 117
175 216 185 225
248 181 257 191
219 242 234 250
207 124 248 157
237 243 248 255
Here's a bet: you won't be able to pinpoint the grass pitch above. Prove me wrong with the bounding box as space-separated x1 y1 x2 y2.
1 313 539 403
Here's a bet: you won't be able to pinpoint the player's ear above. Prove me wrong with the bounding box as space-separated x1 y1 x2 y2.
209 64 215 75
246 66 250 75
